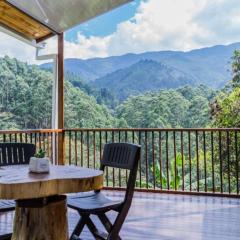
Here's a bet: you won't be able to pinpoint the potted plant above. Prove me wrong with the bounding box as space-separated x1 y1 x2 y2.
29 149 50 173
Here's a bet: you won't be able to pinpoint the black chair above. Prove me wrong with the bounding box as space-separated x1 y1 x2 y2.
0 143 36 240
68 142 141 240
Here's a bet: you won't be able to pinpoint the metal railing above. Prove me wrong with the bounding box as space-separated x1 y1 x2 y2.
0 128 239 197
65 128 240 197
0 129 61 164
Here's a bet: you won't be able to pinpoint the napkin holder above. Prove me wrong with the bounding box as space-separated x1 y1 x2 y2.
29 157 50 173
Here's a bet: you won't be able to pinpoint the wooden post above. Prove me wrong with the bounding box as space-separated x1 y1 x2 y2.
57 33 65 165
12 196 68 240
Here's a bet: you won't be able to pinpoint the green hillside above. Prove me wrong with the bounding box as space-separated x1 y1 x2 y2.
0 56 116 130
93 60 194 101
0 56 218 130
116 85 216 128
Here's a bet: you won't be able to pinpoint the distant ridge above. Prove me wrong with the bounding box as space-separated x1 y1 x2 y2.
41 42 240 93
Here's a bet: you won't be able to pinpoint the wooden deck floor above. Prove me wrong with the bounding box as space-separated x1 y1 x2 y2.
1 191 240 239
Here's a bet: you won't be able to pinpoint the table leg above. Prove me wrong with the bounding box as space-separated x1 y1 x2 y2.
12 195 68 240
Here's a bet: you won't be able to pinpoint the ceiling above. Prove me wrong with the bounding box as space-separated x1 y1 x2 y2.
0 0 132 43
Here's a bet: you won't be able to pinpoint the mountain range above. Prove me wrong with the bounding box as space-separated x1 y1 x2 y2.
41 42 240 99
93 60 194 100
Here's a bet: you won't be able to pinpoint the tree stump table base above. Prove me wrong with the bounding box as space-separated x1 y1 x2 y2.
12 195 68 240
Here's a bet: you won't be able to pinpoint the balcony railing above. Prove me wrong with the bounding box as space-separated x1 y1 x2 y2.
0 128 239 197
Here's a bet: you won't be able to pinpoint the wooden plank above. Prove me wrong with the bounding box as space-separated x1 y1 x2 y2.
0 165 103 199
2 191 240 239
57 33 65 165
0 1 51 40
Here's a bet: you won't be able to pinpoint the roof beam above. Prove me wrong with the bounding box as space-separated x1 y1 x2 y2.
0 0 55 42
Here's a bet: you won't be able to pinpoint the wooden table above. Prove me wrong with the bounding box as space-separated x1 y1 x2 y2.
0 165 103 240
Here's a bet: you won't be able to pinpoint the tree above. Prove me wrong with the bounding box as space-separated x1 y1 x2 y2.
231 50 240 89
211 88 240 127
211 50 240 128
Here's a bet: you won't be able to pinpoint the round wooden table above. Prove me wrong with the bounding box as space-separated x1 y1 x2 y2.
0 165 103 240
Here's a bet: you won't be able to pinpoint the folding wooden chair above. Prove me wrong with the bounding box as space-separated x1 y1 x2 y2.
68 142 141 240
0 143 36 240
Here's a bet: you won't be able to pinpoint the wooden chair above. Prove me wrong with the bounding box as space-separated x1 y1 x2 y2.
0 143 36 240
68 142 141 240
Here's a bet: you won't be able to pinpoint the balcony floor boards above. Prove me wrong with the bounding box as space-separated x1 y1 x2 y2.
1 191 240 239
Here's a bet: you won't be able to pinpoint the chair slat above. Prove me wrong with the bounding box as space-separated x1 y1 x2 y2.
12 147 18 165
18 147 24 164
1 147 7 166
6 147 12 165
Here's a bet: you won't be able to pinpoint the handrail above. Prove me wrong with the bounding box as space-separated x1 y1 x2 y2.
0 129 63 134
64 128 240 132
1 128 239 134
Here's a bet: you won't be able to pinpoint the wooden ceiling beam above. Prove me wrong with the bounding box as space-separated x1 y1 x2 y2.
0 1 54 41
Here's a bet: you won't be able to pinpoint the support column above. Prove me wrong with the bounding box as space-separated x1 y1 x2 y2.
12 196 68 240
57 33 65 165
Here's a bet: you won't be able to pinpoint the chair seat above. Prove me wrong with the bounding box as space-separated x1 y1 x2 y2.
67 191 96 199
67 192 123 214
0 233 12 240
0 200 15 212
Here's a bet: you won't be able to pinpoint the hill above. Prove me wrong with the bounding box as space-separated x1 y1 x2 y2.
0 56 117 130
92 60 194 100
41 42 240 89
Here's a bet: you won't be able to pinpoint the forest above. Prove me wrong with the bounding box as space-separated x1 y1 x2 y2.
0 55 223 130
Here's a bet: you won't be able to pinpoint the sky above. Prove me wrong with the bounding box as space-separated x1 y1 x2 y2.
0 0 240 63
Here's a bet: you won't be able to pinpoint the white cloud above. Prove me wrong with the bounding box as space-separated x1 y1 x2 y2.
1 0 240 62
0 32 36 63
56 0 240 59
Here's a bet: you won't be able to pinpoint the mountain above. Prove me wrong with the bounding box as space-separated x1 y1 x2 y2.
92 60 194 100
41 42 240 88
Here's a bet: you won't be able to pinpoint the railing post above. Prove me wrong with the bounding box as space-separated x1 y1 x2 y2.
57 33 65 165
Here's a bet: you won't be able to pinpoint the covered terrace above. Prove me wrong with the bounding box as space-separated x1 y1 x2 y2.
0 0 240 240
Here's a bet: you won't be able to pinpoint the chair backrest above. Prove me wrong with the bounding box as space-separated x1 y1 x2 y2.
101 143 141 203
0 143 36 166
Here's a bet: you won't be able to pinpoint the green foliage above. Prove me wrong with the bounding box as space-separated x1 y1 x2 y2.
64 81 117 128
116 85 215 128
231 50 240 89
151 153 183 190
0 112 19 129
211 50 240 128
0 56 117 130
0 56 217 130
0 56 52 129
35 149 46 158
65 71 119 109
212 88 240 127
